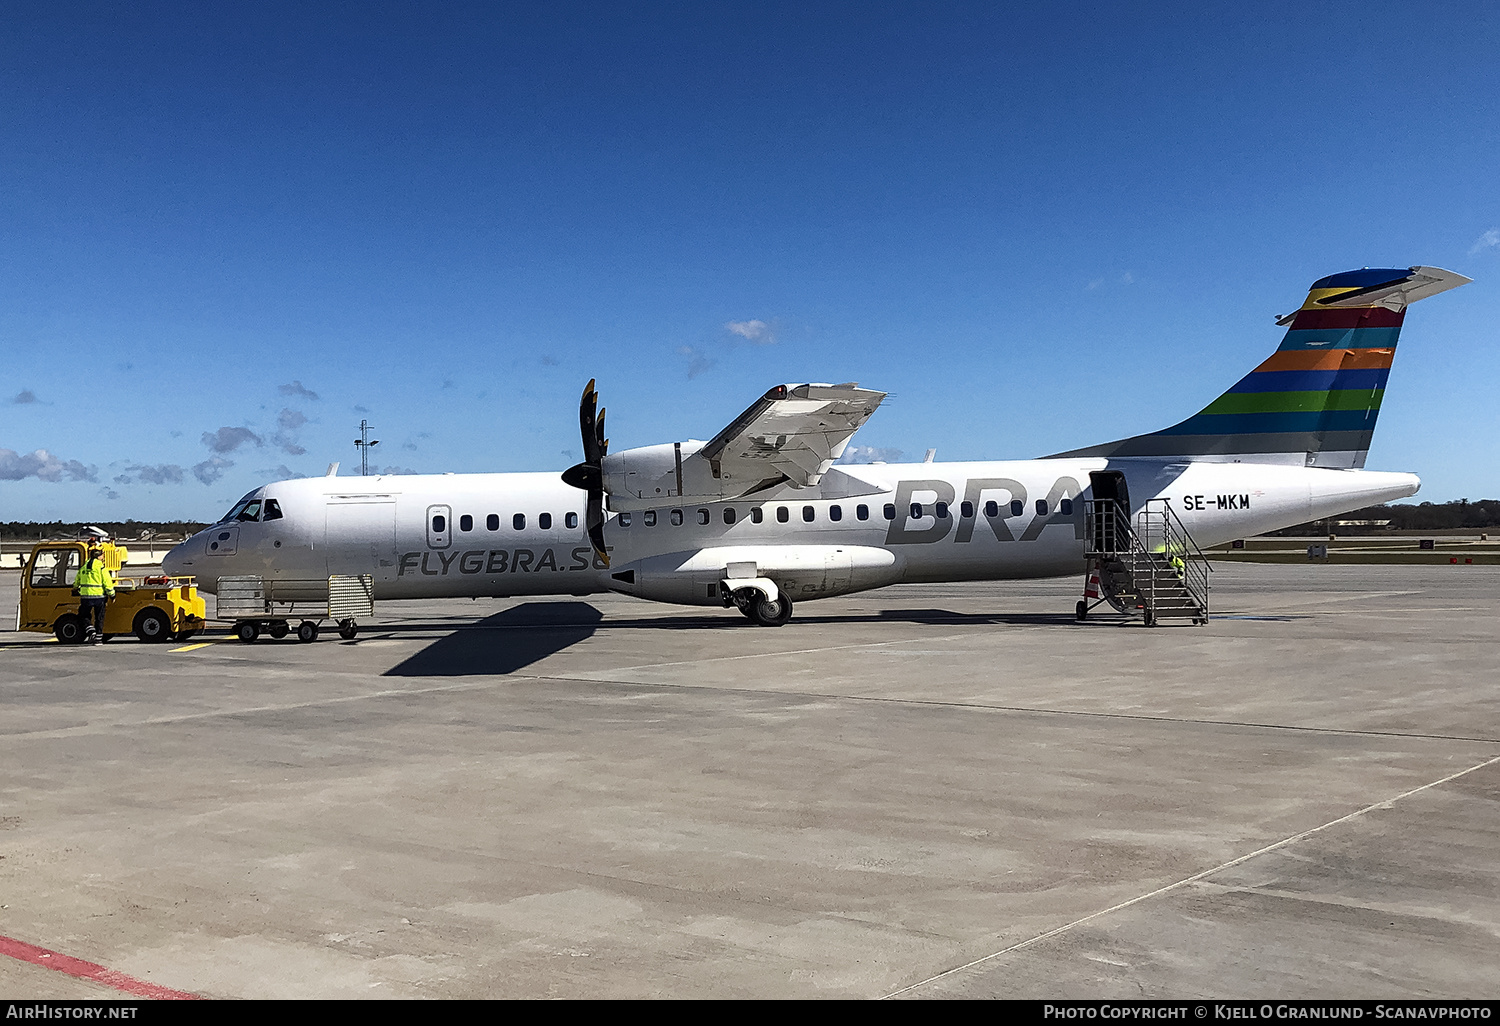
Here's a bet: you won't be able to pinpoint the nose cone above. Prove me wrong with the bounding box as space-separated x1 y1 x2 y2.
161 535 199 578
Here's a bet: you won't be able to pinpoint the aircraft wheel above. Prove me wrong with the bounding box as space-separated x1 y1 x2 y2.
296 621 319 643
268 621 290 639
236 621 261 643
748 593 793 627
338 620 358 640
133 607 172 643
1075 600 1088 621
54 614 86 645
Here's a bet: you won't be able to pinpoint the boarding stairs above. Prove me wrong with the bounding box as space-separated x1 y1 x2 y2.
1080 498 1211 626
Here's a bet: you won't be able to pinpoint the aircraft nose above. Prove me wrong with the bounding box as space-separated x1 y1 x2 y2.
161 536 198 577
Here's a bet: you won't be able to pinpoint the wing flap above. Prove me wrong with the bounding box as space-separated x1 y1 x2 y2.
703 383 886 489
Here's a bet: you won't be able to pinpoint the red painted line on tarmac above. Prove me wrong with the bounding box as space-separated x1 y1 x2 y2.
0 934 199 1000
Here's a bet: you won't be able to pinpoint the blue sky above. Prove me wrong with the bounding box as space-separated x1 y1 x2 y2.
3 1 1498 522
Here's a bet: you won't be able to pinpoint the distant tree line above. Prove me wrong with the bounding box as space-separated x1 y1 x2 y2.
1270 498 1500 535
1 520 209 542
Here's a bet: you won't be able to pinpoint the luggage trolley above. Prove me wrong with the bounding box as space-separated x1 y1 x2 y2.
215 574 374 643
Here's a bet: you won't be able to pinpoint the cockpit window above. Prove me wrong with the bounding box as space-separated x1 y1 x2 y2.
235 500 262 522
262 499 284 521
218 491 260 524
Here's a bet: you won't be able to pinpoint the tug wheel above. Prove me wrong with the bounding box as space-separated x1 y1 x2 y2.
54 614 86 645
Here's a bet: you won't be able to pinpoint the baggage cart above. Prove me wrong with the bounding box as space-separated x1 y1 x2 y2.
214 574 374 643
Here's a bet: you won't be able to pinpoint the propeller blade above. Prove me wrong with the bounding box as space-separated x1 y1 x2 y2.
586 491 609 568
580 380 602 465
569 378 610 567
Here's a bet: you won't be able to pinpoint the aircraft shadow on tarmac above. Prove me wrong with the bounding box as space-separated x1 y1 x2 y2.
379 602 1096 677
382 602 604 677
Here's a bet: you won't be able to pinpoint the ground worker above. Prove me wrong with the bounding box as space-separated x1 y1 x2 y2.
75 545 116 644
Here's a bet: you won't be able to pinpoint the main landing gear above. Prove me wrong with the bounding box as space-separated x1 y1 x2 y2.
731 589 793 627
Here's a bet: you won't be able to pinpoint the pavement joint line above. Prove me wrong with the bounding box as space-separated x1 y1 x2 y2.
5 662 1499 747
0 933 199 1000
880 752 1500 999
513 671 1500 747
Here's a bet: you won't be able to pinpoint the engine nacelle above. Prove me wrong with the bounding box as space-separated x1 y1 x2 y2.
603 545 901 606
602 440 733 512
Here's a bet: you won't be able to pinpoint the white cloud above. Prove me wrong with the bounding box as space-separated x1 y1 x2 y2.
837 445 904 464
116 463 186 485
192 456 234 485
278 380 320 401
202 426 263 453
678 345 716 379
1469 228 1500 256
273 408 309 455
725 319 775 344
0 448 96 482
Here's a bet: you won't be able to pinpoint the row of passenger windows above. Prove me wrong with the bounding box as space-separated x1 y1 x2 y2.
431 500 1073 535
432 512 581 533
616 498 1072 528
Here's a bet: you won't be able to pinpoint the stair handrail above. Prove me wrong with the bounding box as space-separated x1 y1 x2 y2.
1136 498 1211 617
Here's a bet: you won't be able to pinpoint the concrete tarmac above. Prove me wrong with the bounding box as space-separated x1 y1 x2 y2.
0 563 1496 999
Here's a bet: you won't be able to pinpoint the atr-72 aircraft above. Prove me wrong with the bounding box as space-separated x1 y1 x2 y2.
165 266 1468 628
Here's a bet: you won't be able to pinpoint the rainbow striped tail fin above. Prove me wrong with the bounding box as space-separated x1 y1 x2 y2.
1053 266 1470 468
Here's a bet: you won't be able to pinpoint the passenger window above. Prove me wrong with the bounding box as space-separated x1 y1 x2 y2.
263 499 284 521
670 509 684 526
883 503 896 520
487 514 499 531
459 514 473 532
1036 500 1049 516
432 514 446 533
540 512 552 530
910 503 923 519
698 508 709 525
829 505 842 522
751 507 764 524
620 512 632 527
644 510 657 527
723 508 736 525
985 500 999 518
935 501 949 519
29 549 79 588
513 513 526 530
857 504 869 521
802 506 815 523
960 501 973 518
1060 498 1073 516
776 506 789 523
566 512 578 529
1010 500 1024 517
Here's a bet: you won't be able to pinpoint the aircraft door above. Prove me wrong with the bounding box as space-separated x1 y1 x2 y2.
326 500 398 578
426 504 452 549
1088 471 1130 552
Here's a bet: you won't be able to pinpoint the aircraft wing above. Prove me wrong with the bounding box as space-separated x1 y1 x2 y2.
700 383 887 489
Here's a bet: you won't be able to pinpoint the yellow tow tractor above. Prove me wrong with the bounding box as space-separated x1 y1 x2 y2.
17 538 208 644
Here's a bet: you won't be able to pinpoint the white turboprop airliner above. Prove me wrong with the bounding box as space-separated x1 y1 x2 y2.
164 266 1468 629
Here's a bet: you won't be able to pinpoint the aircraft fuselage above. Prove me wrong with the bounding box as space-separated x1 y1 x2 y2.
164 459 1418 606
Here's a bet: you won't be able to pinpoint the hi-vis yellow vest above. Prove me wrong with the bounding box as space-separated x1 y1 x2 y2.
76 557 115 597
